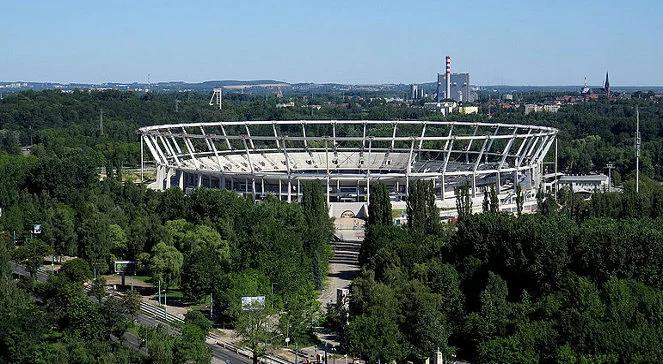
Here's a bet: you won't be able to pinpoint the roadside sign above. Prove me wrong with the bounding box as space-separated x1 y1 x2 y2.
241 296 266 310
32 224 42 234
114 260 136 274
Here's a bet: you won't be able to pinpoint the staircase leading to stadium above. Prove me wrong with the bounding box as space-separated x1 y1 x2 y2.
330 240 361 265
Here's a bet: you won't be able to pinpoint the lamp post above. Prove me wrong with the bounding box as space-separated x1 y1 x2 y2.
606 163 614 192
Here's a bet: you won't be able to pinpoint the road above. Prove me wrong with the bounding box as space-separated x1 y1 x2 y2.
133 311 250 364
9 261 252 364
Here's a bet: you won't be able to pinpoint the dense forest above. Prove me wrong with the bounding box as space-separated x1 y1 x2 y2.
0 92 337 362
2 90 663 363
342 180 663 363
1 90 662 181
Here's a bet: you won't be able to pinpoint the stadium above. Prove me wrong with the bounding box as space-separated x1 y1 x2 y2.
138 120 558 220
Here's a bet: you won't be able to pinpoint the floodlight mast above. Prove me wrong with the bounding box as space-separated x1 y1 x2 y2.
209 88 223 110
636 107 641 193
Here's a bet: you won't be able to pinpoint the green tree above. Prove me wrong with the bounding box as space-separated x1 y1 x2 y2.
455 183 473 220
90 276 107 302
108 224 128 258
279 284 320 345
346 314 403 363
180 225 230 301
399 280 452 359
60 258 92 283
368 181 392 226
77 209 112 275
184 310 212 335
516 184 524 216
150 242 184 295
173 323 212 364
43 204 77 260
11 238 52 278
301 180 332 290
139 325 174 364
215 269 272 323
408 180 440 234
235 301 276 364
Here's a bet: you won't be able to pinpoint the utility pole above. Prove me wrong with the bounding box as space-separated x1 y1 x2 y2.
636 106 641 193
606 163 614 192
210 292 214 321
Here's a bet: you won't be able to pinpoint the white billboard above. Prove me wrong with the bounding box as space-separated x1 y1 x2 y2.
241 296 266 311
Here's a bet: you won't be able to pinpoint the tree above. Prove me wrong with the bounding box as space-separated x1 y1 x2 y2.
489 186 499 213
77 209 112 275
139 325 174 364
43 204 77 260
214 269 272 323
465 272 512 354
347 273 404 362
0 233 10 279
180 225 230 301
346 314 404 363
455 183 473 220
60 258 92 283
399 280 452 360
0 279 48 363
301 180 333 290
368 181 392 226
108 224 128 258
150 242 183 296
185 310 212 335
407 180 440 234
11 239 52 278
235 301 276 364
90 277 107 302
173 323 212 364
279 284 320 346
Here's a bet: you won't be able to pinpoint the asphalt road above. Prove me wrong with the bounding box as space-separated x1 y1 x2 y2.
10 261 252 364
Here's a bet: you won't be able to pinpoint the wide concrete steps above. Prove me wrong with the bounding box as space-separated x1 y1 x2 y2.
330 241 361 265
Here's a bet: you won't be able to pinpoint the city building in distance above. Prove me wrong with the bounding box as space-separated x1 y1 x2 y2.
409 84 425 100
435 56 477 103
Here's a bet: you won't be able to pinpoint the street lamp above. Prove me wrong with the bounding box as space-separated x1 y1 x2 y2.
606 163 614 192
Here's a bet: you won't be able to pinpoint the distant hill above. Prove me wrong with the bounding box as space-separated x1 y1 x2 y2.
1 80 661 95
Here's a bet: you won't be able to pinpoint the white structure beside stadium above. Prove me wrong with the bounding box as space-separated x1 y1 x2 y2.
139 120 558 219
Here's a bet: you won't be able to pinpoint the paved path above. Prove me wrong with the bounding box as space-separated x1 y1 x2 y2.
319 222 364 309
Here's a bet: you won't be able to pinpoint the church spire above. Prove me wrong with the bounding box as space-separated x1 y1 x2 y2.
604 71 611 98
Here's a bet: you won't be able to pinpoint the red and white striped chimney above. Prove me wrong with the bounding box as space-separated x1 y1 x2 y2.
445 56 451 100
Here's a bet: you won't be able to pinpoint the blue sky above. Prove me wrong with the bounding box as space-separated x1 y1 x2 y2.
1 0 661 85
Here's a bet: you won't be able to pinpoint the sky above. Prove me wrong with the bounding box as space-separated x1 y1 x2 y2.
1 0 662 86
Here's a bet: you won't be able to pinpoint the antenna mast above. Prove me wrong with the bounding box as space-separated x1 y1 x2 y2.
636 106 641 193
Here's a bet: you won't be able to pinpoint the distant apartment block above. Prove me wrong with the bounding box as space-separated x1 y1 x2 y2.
524 103 561 114
276 101 295 108
459 106 479 115
558 174 609 193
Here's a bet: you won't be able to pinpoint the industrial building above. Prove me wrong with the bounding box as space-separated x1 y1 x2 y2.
409 84 425 100
435 56 476 102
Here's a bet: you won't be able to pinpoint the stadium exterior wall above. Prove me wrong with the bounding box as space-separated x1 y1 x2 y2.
138 120 558 218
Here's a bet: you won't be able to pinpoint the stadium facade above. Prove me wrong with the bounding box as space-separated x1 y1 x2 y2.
139 120 558 220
